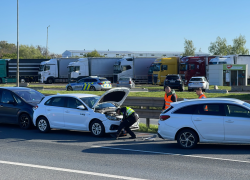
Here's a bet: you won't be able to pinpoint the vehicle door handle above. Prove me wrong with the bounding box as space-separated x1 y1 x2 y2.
225 120 234 123
80 113 85 116
65 111 69 113
194 119 202 121
47 109 51 111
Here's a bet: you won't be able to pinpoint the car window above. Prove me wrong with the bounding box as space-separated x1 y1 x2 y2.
225 104 250 118
119 78 129 81
45 97 66 107
77 79 86 83
67 97 84 109
1 90 14 104
13 94 22 104
194 104 224 116
99 78 109 82
14 90 44 102
190 78 203 81
174 105 198 114
80 96 100 108
166 76 179 80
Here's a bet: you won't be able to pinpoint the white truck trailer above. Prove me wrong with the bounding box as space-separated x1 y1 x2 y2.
68 57 121 82
113 57 157 83
39 58 78 84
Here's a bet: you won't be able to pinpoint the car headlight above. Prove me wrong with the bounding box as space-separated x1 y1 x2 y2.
105 114 121 121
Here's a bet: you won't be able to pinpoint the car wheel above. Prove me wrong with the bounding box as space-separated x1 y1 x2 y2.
37 117 50 133
89 86 96 91
67 86 73 91
177 129 198 149
47 78 53 84
90 120 105 137
19 113 32 129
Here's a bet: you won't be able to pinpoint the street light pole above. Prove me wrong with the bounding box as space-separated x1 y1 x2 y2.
46 25 50 58
16 0 19 87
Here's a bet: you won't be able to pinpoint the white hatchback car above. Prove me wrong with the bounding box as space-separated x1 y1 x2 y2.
188 76 209 91
158 98 250 149
33 87 139 137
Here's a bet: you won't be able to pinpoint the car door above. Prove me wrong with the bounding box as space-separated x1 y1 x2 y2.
45 97 66 128
64 97 90 130
75 79 86 91
0 90 21 124
192 103 225 141
224 104 250 142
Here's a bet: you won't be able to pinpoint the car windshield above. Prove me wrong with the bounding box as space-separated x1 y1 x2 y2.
166 76 179 80
190 78 203 81
95 102 116 110
119 78 130 81
153 64 161 71
68 66 75 72
148 66 154 74
38 65 44 71
14 90 45 103
180 64 187 71
80 96 100 108
209 62 217 65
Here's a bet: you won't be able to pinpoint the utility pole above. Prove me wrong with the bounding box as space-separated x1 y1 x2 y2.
46 25 50 58
16 0 19 87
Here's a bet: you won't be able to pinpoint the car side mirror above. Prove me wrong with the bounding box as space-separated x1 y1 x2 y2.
77 105 86 110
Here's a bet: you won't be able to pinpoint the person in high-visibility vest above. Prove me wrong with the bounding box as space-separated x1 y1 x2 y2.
162 86 177 110
112 107 139 140
196 88 208 111
196 88 207 99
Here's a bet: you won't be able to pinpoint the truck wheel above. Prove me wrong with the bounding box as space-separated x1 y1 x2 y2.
47 78 53 84
89 86 96 91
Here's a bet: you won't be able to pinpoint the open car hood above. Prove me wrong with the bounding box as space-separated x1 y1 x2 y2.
92 87 130 108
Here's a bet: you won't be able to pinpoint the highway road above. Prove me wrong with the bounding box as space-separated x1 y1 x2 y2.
1 124 250 179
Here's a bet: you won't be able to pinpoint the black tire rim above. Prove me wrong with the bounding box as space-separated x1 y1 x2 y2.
67 86 73 91
20 115 30 128
48 79 52 83
89 87 95 91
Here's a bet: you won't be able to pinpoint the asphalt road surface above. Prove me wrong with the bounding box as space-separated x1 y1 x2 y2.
139 118 158 125
1 124 250 180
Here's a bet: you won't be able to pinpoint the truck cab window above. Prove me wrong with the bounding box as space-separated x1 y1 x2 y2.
44 65 50 71
122 65 131 71
189 64 195 70
68 66 74 72
39 65 44 71
161 65 168 71
75 66 80 71
153 64 161 71
180 64 187 71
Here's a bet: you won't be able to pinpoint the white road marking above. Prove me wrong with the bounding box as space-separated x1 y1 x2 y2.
0 160 147 180
92 146 250 164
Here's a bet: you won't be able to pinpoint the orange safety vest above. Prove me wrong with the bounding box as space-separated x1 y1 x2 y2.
199 94 208 111
164 93 177 109
199 94 206 99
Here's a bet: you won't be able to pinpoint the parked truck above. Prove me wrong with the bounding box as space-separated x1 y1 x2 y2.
0 59 48 83
181 56 217 84
147 63 154 84
152 57 180 85
113 57 157 84
39 58 78 84
68 57 121 82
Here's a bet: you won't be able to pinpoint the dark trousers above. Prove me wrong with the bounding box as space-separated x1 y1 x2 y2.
116 115 137 138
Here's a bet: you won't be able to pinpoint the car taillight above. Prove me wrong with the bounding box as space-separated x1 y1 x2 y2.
33 106 38 110
98 83 103 85
160 115 170 121
117 81 119 84
129 81 131 84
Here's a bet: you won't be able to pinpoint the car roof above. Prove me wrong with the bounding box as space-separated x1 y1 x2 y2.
48 93 99 98
0 87 34 91
190 76 205 78
167 74 180 76
171 98 245 107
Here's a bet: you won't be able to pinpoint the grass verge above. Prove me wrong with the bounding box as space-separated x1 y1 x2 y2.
136 123 158 134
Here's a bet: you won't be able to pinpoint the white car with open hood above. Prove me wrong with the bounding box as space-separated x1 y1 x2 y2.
33 87 139 137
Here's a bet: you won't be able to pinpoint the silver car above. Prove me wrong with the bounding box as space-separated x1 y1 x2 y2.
116 77 135 89
188 76 209 91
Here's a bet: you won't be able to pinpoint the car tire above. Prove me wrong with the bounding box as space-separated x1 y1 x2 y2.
177 129 198 149
89 86 96 91
47 78 53 84
67 86 73 91
90 120 105 137
203 89 206 92
0 78 2 84
19 113 32 129
37 117 50 133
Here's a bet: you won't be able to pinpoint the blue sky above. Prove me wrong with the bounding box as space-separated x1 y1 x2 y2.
1 0 250 54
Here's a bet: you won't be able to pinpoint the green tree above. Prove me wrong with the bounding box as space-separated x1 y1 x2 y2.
183 39 196 56
19 45 45 59
83 50 104 57
0 41 16 58
208 36 231 55
231 34 249 55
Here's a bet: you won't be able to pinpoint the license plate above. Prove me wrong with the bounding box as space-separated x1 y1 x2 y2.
170 80 175 83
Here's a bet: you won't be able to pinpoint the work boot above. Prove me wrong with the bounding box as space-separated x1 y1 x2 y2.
129 136 136 139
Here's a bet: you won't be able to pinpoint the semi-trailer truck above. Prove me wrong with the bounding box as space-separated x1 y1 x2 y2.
39 58 78 84
152 57 180 85
68 57 120 82
113 57 157 84
0 59 48 83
